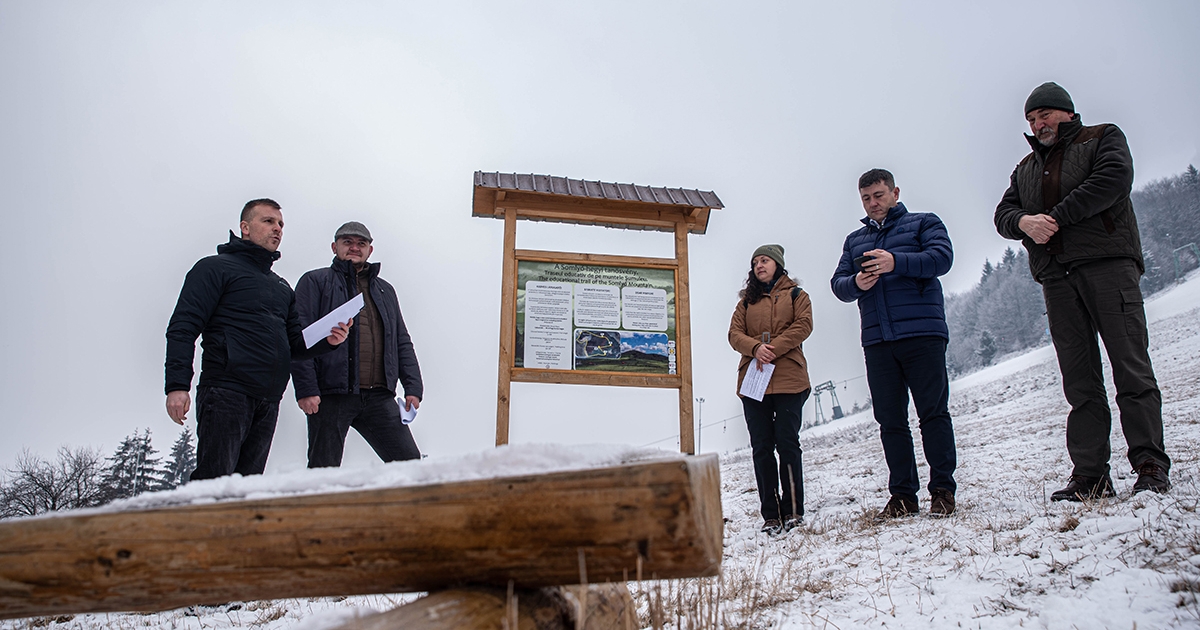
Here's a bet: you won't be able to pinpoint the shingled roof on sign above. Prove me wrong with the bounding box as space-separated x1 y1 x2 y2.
472 171 723 235
475 172 723 209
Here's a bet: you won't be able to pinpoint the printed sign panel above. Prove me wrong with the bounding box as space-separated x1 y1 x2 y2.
515 260 676 374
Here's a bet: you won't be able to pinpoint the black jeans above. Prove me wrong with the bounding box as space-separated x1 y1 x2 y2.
1043 258 1169 477
192 386 280 481
741 390 809 521
864 336 956 501
307 389 421 468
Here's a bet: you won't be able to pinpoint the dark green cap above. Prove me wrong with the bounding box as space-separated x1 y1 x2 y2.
1025 82 1074 115
752 244 785 269
334 221 373 243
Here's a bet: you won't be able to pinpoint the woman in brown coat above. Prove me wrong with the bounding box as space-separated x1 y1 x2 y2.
728 244 813 535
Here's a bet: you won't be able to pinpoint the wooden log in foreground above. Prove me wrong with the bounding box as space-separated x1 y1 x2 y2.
0 454 721 619
329 584 636 630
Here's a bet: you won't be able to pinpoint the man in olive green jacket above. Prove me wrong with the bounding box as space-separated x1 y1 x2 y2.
995 82 1169 502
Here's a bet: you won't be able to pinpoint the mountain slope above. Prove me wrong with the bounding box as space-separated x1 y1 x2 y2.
714 275 1200 628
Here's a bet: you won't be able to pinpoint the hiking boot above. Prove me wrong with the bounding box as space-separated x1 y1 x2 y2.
1050 475 1115 502
930 488 956 517
876 495 919 520
782 514 803 532
1132 460 1170 494
761 519 783 536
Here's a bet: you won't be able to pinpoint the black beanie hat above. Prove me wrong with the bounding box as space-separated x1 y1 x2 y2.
1025 82 1074 115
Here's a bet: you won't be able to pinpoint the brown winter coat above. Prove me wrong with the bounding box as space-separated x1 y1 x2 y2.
728 276 813 397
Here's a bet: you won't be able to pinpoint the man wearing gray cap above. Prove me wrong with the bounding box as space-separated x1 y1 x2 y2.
290 221 424 467
995 82 1170 501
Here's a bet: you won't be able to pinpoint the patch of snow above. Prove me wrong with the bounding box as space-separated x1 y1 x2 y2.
22 443 683 519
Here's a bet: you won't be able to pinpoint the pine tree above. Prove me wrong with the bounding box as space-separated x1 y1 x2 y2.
1000 247 1017 269
165 429 197 488
101 429 170 502
1185 164 1199 188
977 330 998 366
981 259 994 282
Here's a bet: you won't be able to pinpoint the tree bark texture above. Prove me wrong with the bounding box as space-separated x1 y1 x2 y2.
0 455 720 619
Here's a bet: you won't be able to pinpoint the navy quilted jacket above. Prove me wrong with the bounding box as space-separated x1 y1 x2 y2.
830 203 953 347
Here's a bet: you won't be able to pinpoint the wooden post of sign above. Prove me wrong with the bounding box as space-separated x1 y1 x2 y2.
674 220 695 454
496 206 517 446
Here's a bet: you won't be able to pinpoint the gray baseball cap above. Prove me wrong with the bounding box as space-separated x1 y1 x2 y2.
334 221 372 243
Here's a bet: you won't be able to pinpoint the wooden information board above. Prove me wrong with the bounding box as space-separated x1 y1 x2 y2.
473 172 722 453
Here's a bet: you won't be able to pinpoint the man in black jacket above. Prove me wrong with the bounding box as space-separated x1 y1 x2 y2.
995 82 1170 501
165 199 351 480
290 221 424 468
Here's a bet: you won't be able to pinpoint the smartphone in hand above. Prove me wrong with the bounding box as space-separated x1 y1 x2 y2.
853 254 871 273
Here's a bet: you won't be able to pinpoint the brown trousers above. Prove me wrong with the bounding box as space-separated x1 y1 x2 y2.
1042 258 1169 477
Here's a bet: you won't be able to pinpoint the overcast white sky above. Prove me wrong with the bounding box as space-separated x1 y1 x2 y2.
1 1 1197 471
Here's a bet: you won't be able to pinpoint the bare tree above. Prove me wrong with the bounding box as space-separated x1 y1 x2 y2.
1 446 109 518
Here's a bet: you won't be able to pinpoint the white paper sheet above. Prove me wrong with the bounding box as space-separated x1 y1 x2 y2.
399 399 418 425
302 293 364 349
738 359 775 402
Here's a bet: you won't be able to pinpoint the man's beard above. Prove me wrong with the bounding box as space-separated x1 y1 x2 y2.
1036 128 1058 146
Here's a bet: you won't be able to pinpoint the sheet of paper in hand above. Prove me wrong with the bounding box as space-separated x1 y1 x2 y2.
399 399 417 425
738 359 774 402
302 293 364 348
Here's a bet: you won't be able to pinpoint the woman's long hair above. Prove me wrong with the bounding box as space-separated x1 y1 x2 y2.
739 264 788 306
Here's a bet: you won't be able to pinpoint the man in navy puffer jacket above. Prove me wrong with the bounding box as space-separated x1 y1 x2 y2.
831 169 958 519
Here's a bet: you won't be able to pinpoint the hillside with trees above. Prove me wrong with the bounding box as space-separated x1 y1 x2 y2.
0 428 195 518
946 164 1200 376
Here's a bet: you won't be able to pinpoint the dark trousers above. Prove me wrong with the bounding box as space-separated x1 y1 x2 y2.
1042 258 1169 477
307 389 421 468
741 390 809 521
191 386 279 481
864 336 956 501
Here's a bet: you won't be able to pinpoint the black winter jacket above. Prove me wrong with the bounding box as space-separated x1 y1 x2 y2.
290 258 423 400
995 117 1143 282
165 233 333 401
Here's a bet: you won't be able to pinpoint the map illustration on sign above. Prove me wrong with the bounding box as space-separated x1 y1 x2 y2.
515 260 676 374
575 330 621 359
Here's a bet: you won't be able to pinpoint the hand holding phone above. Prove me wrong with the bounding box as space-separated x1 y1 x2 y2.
853 254 871 273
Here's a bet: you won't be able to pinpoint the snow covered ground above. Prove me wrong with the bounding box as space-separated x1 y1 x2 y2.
6 274 1200 629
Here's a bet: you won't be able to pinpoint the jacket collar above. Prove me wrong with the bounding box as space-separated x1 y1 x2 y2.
861 202 908 229
1025 114 1083 155
331 256 381 281
217 231 280 271
768 274 797 295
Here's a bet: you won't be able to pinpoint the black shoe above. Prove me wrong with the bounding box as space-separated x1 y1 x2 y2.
876 495 919 520
1132 460 1170 494
782 514 803 532
930 488 956 517
761 519 783 536
1050 475 1115 502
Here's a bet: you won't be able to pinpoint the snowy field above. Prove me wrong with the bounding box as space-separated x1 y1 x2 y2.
6 274 1200 629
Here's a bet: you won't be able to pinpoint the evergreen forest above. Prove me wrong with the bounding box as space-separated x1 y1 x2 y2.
946 164 1200 376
